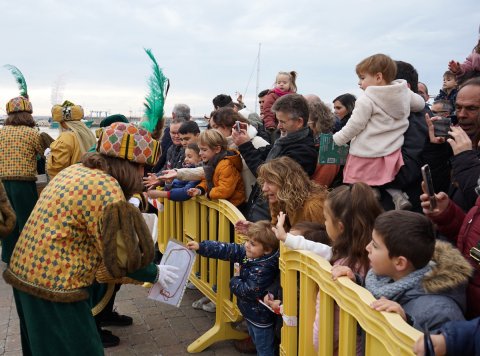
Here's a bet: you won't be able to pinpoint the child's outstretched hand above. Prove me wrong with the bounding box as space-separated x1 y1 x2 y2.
331 265 356 281
186 241 199 251
271 211 287 242
187 188 201 197
448 60 461 74
370 297 406 321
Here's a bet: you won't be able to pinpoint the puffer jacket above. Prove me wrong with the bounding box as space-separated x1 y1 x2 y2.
196 149 245 207
197 240 279 327
429 196 480 318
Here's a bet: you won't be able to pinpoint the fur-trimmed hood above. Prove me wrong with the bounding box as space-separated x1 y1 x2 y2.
422 240 473 293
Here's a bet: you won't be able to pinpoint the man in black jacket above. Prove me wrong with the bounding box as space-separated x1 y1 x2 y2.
232 94 317 221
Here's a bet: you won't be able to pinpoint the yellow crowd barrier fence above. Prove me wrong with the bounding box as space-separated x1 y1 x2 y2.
155 197 422 355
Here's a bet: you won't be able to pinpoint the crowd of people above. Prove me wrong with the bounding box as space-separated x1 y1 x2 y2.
0 38 480 356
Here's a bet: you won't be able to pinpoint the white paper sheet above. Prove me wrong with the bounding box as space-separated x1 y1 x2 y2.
148 239 196 307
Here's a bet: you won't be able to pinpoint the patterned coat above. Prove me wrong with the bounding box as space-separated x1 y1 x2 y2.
197 240 279 327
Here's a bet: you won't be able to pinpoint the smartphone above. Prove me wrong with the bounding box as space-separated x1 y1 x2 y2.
421 164 437 211
432 117 451 138
234 121 241 132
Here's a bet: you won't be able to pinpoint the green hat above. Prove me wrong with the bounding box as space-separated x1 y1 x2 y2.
100 114 129 128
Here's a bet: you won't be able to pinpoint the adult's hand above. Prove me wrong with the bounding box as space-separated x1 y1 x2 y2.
158 169 178 180
143 173 160 190
447 125 473 156
231 127 250 147
420 182 450 216
425 113 447 144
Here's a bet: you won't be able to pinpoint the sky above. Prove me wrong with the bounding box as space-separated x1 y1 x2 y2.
0 0 479 118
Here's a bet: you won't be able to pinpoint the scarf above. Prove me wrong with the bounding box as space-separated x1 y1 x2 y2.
365 263 433 300
273 88 294 97
266 126 310 161
203 150 228 192
61 121 97 155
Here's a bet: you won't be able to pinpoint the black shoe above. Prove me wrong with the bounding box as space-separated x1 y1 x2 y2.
101 329 120 348
100 311 133 327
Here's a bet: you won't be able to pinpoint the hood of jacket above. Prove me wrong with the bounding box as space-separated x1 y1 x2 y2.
224 149 243 172
364 79 413 120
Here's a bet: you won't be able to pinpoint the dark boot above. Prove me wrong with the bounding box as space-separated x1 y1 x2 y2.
233 336 257 354
101 329 120 348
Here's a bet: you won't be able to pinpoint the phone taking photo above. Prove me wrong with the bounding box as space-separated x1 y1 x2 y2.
235 121 241 132
421 164 437 211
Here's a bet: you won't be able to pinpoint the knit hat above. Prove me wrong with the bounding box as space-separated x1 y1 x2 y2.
6 96 32 114
100 114 129 128
97 122 160 166
51 100 84 122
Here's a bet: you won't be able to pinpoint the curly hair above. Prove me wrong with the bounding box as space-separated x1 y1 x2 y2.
257 156 325 223
308 99 335 134
328 183 383 274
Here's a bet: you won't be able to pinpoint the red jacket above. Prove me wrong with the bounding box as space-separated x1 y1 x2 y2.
261 91 279 130
430 196 480 319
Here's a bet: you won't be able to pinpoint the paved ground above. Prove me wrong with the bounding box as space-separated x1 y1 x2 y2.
0 261 246 356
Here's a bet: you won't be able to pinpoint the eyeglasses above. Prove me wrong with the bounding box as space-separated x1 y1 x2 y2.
431 110 450 116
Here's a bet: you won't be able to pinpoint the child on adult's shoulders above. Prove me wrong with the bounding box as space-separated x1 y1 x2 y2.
333 210 472 332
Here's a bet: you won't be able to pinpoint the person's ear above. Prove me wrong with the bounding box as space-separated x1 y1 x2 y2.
393 256 409 272
375 72 384 83
213 145 222 154
337 221 345 234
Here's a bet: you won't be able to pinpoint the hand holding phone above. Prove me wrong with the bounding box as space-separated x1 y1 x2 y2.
421 164 437 211
234 121 241 132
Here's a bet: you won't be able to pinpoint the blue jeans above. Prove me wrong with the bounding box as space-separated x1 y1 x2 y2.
246 321 275 356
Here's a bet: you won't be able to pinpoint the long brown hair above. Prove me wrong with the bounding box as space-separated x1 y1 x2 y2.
81 152 144 199
5 112 36 127
328 183 383 274
257 156 327 224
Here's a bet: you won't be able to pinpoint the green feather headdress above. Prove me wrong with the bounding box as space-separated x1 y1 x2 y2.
141 48 169 133
4 64 28 98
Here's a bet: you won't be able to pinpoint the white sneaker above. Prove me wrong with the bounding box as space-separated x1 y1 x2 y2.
202 301 216 313
393 192 412 210
192 296 209 309
186 281 197 290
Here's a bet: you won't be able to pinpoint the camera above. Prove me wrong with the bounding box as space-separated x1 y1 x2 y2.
432 117 452 138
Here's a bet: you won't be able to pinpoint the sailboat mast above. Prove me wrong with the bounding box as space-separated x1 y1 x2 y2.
255 43 261 113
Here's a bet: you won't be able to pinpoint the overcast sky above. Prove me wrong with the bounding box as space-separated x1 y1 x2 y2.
0 0 479 118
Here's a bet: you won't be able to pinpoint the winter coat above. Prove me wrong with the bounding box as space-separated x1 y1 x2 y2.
261 91 279 130
164 178 200 202
441 317 480 356
197 240 279 327
435 88 458 112
429 196 480 318
196 150 245 207
333 79 425 157
367 241 472 332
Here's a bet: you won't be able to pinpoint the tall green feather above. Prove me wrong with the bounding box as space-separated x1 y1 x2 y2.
141 48 168 133
4 65 28 98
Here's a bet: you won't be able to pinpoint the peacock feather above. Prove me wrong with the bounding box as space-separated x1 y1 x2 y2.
141 48 169 133
4 64 28 98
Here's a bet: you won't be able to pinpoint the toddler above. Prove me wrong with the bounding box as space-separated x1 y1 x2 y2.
187 220 279 356
449 29 480 84
333 53 424 210
434 70 458 112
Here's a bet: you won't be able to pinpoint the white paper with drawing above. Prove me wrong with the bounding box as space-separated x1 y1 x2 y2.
148 239 196 307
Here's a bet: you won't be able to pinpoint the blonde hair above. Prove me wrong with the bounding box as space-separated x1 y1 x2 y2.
275 71 298 92
247 220 279 252
198 129 228 151
257 156 327 222
355 54 397 83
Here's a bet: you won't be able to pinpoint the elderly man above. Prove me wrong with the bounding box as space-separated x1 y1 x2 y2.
425 77 480 211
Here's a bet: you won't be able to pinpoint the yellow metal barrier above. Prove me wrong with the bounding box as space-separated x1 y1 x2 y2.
280 246 423 356
156 197 248 353
156 197 422 355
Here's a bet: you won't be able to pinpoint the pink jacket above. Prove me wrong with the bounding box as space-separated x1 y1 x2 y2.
456 52 480 80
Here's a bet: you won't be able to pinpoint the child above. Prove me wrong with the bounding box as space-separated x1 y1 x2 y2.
187 220 280 356
262 71 298 141
335 210 472 333
146 143 202 202
434 71 458 111
187 129 245 207
333 54 425 210
271 183 383 354
448 31 480 84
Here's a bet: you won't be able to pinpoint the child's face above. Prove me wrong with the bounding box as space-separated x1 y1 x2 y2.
184 148 201 166
245 237 269 259
366 229 396 276
443 75 457 91
275 74 291 92
358 72 386 90
198 143 220 163
323 204 342 241
179 133 198 148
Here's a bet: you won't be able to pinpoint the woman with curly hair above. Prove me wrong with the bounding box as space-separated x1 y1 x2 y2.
306 96 341 187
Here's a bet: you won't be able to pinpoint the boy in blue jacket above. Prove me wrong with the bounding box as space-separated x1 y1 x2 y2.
187 220 279 356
